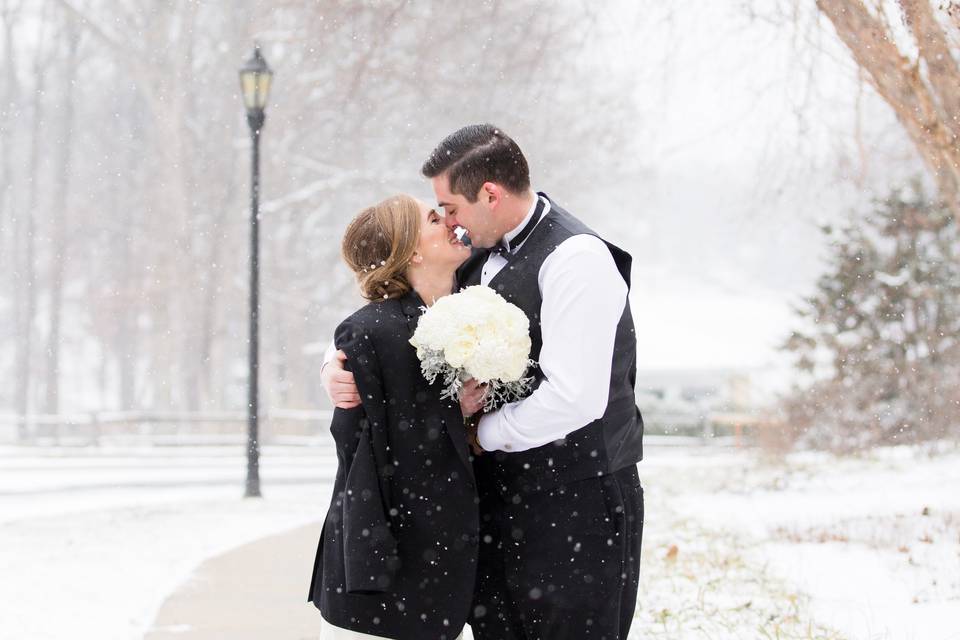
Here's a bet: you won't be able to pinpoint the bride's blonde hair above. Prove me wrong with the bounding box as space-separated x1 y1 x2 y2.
341 194 420 301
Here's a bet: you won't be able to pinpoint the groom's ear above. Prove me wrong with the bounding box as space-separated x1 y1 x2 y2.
481 182 501 208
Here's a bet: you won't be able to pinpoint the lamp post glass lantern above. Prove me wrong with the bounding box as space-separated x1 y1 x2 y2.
239 43 272 498
240 44 272 123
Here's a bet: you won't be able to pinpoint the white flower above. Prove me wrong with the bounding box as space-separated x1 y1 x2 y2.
409 285 535 409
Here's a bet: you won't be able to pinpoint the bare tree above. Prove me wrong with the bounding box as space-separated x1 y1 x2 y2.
2 0 647 423
2 0 27 437
815 0 960 220
41 12 80 422
10 1 52 439
0 0 19 240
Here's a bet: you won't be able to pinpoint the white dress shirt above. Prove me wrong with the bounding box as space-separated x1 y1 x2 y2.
474 195 628 452
324 194 629 454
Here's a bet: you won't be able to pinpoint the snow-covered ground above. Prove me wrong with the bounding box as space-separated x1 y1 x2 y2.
0 444 335 640
2 441 958 639
636 444 960 640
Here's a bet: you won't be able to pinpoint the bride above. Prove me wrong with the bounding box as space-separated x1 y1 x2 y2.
307 194 480 640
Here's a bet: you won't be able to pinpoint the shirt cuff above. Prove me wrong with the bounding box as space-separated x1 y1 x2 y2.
476 410 515 452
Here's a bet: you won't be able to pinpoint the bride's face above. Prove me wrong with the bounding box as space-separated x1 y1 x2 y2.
413 199 471 268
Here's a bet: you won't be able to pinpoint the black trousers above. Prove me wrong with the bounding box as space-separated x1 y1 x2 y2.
468 462 644 640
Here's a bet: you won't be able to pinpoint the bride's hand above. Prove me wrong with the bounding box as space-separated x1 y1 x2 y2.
459 378 486 417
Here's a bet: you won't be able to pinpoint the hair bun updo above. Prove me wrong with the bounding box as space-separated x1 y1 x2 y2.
341 195 421 301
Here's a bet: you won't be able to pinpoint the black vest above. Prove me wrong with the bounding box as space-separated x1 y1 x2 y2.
456 194 644 497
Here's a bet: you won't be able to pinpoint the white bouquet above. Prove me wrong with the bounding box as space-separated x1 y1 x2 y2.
409 285 536 411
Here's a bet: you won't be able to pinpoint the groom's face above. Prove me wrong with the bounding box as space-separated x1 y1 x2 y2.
432 175 500 249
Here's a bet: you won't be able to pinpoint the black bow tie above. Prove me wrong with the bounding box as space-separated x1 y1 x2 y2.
490 197 546 258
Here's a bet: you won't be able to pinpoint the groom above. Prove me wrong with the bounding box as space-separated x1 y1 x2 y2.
322 124 644 639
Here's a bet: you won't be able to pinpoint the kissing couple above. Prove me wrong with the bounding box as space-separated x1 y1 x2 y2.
308 124 645 640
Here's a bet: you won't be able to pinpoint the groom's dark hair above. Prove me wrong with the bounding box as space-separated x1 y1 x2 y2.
421 124 530 202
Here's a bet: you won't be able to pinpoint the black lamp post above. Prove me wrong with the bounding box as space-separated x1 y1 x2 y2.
239 43 272 499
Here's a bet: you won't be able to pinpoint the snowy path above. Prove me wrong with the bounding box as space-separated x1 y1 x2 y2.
0 445 335 640
2 443 957 639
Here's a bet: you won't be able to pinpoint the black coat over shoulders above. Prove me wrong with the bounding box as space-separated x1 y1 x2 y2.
308 290 480 640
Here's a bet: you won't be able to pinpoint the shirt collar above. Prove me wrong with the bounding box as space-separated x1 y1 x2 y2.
502 193 549 253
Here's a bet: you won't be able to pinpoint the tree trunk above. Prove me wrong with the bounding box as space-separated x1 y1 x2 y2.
42 16 79 424
0 0 18 243
816 0 960 220
10 2 51 441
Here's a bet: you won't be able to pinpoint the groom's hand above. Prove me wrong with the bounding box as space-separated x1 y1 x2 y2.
459 378 486 417
465 418 484 456
322 349 361 409
460 378 487 455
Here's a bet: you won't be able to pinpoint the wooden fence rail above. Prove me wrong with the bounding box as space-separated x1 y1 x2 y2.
0 409 766 447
